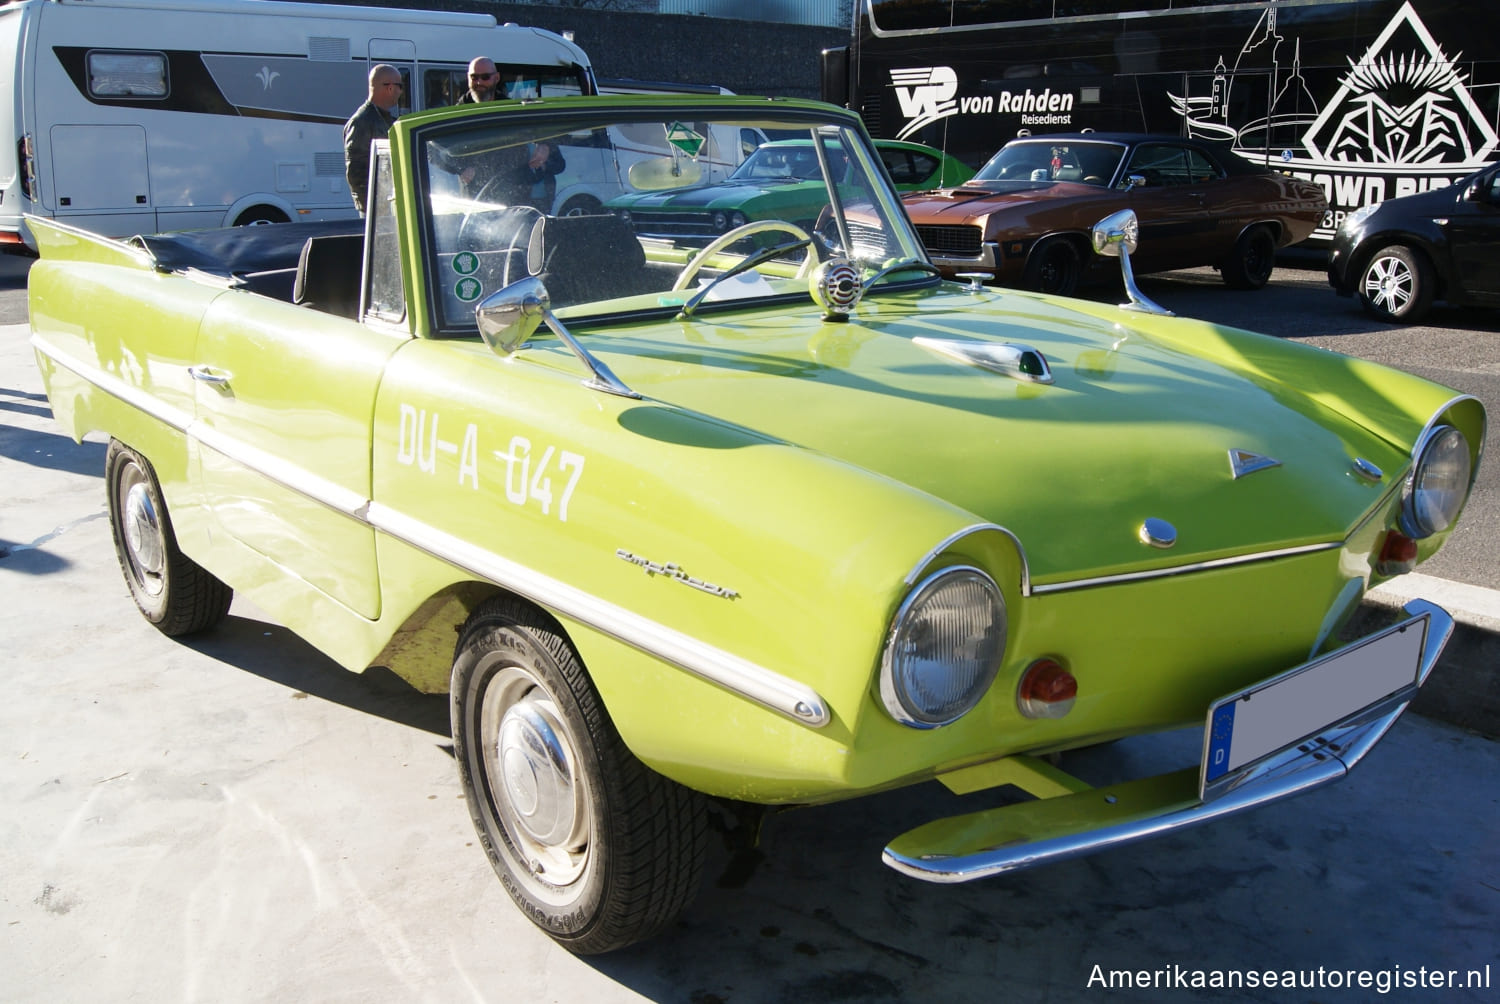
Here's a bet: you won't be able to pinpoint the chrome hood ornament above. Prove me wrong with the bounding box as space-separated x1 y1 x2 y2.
1228 449 1282 479
914 337 1054 385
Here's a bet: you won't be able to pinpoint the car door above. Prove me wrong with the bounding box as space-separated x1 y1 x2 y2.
1120 142 1216 271
190 276 406 621
1444 165 1500 306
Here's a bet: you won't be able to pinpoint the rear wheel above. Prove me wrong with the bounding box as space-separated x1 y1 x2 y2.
451 597 709 954
1221 225 1275 289
558 195 602 217
1357 244 1434 323
233 206 289 227
1022 237 1081 296
105 440 232 635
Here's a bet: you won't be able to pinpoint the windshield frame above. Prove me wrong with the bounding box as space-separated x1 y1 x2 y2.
398 97 933 339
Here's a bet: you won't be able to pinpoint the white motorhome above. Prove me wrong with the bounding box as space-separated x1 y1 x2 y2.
0 0 595 249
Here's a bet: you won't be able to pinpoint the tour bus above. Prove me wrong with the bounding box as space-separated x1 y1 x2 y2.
822 0 1499 243
0 0 596 250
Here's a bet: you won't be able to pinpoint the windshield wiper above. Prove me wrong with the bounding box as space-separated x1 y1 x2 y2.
676 237 813 319
864 257 942 287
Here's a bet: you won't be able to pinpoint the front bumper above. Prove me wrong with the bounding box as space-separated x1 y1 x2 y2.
1326 226 1361 295
883 598 1451 883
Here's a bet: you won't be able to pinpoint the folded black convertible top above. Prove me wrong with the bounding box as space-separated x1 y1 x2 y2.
129 219 364 277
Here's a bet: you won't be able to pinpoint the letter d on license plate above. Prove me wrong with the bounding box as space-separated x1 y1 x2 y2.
1200 613 1429 798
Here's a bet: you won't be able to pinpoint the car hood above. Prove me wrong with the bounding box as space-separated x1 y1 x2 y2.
612 180 810 210
903 182 1108 223
1365 181 1464 223
585 285 1422 585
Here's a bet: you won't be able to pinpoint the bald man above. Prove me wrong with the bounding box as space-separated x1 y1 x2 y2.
342 63 403 214
457 57 499 104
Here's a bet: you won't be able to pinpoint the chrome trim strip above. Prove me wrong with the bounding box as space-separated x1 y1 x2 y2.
883 599 1451 883
1030 541 1342 595
31 336 830 728
33 336 195 434
903 523 1032 597
1414 394 1482 465
930 245 997 270
189 421 371 519
369 503 829 727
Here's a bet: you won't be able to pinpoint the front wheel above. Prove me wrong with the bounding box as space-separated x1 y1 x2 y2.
105 440 232 635
451 598 709 954
1221 225 1275 289
1357 244 1434 323
1022 237 1081 296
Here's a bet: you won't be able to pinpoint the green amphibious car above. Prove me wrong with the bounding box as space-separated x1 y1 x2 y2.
28 94 1485 954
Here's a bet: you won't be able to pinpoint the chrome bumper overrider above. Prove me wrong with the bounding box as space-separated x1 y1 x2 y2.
883 599 1452 883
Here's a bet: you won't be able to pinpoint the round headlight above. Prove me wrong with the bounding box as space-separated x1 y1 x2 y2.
880 566 1006 728
712 210 729 231
729 211 748 229
1401 424 1471 538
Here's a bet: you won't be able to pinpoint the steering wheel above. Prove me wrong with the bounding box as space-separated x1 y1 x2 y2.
673 219 817 291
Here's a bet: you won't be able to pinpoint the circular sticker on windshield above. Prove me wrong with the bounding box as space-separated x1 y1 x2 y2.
452 251 480 276
455 276 483 302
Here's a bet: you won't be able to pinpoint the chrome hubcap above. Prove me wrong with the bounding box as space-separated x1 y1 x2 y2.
479 664 590 889
498 700 577 846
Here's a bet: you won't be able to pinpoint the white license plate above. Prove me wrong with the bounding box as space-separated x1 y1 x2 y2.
1200 613 1429 797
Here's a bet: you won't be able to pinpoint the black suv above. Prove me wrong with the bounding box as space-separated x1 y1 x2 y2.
1329 162 1500 323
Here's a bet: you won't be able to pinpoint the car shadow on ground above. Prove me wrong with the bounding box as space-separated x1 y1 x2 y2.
180 611 452 739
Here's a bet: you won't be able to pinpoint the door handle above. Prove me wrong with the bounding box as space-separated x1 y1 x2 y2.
188 365 232 386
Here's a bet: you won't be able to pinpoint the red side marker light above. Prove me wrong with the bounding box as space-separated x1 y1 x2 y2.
1017 658 1077 719
1377 531 1418 576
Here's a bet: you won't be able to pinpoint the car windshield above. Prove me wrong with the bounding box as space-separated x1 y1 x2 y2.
726 142 840 182
416 103 925 332
972 140 1125 187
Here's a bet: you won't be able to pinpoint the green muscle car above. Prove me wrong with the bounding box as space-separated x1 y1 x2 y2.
606 137 973 244
27 94 1484 955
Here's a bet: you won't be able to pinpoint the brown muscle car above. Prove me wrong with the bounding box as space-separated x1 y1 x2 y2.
902 134 1328 296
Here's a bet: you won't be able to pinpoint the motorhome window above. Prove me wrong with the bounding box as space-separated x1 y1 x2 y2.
423 64 589 108
424 67 468 110
87 51 168 98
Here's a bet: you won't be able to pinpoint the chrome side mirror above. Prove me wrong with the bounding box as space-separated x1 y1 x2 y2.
475 276 639 398
1089 209 1172 316
476 276 549 355
1091 209 1139 258
1125 173 1147 190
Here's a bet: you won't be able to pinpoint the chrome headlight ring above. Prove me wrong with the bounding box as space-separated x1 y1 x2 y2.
1400 423 1472 539
879 565 1007 729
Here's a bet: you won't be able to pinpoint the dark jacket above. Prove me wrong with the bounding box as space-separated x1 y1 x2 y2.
342 100 396 214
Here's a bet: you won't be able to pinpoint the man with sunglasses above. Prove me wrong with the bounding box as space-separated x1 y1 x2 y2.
342 63 403 214
458 58 500 104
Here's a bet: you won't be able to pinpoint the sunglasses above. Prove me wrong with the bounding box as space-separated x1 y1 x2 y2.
469 72 498 80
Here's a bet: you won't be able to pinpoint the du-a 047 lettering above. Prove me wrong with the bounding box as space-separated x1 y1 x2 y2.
395 403 585 521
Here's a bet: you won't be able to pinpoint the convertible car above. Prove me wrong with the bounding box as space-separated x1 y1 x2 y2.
903 133 1327 295
27 95 1482 955
607 136 972 243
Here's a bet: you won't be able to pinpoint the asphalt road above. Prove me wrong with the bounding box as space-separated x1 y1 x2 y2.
2 251 1497 1001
